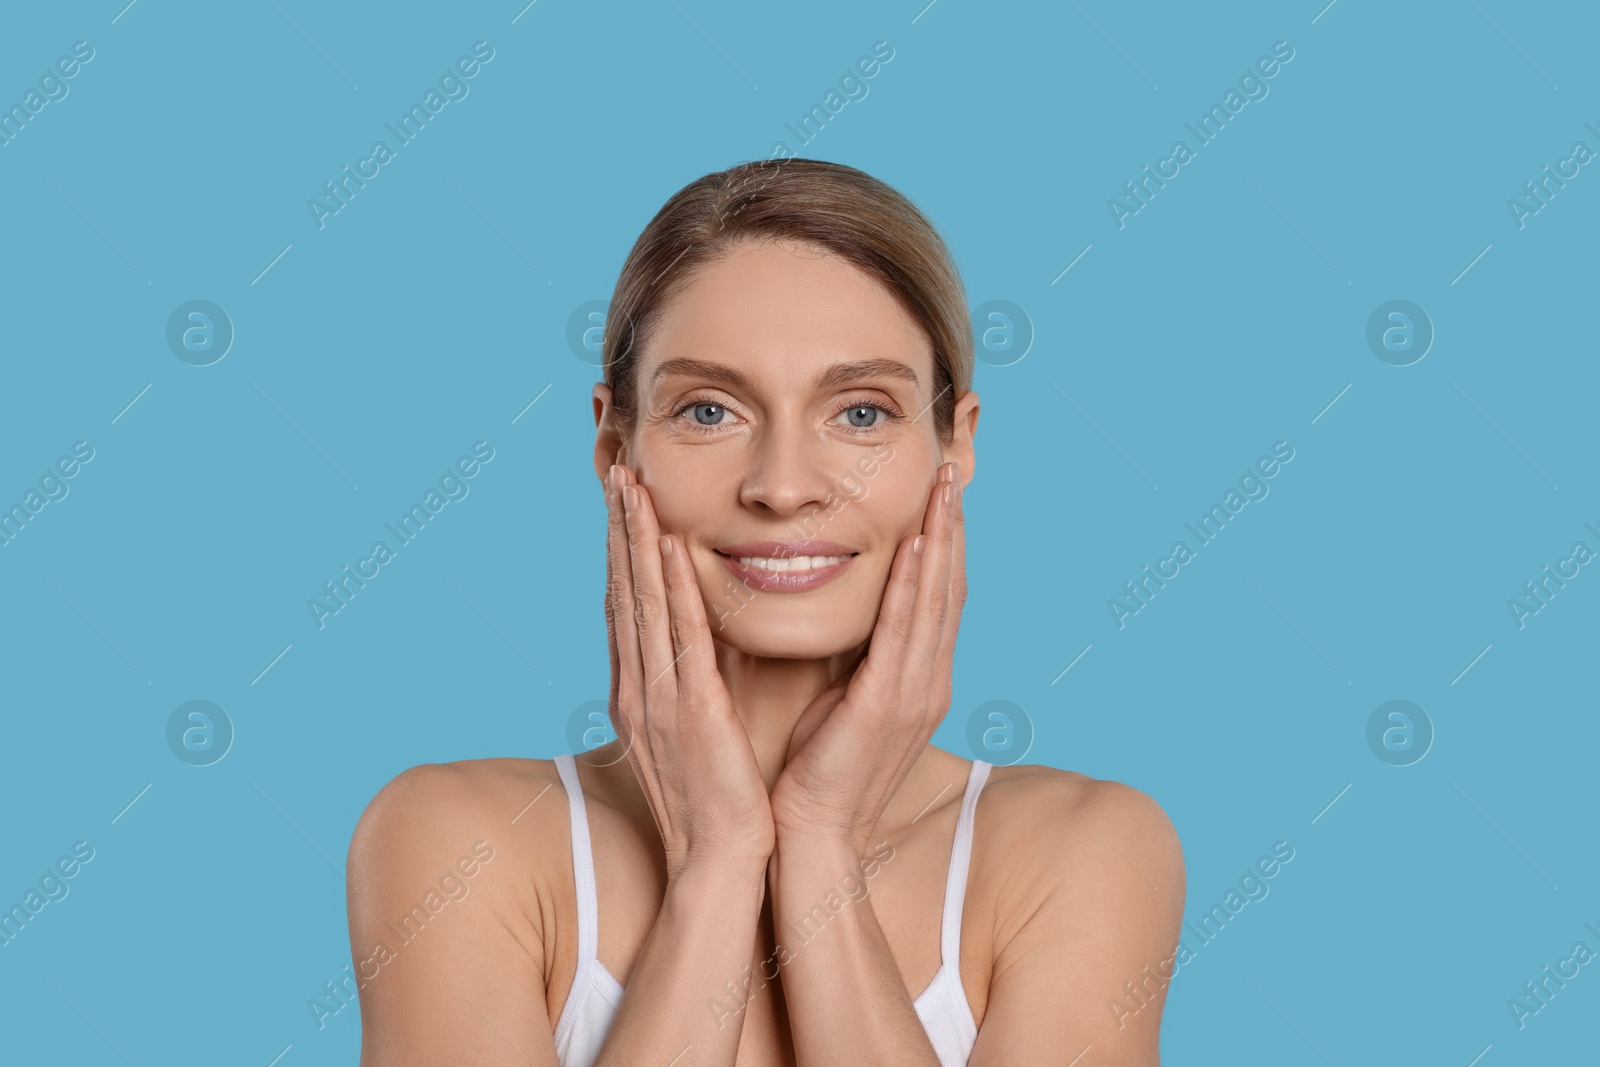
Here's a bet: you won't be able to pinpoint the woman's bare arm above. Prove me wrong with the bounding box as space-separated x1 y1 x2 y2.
970 773 1186 1066
347 759 773 1067
347 761 560 1066
591 860 770 1065
770 771 1184 1067
768 833 940 1065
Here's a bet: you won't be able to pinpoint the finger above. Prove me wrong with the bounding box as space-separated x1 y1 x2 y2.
604 464 646 753
931 467 967 711
622 480 680 699
854 527 925 698
906 465 958 711
657 532 725 711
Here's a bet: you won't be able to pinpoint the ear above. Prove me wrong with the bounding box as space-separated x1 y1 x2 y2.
592 382 626 485
944 390 979 488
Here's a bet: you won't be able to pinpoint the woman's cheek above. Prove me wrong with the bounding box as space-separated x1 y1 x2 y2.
879 484 933 541
646 486 696 542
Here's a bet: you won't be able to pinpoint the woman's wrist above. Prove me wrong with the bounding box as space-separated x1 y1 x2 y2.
770 829 870 877
772 811 870 862
666 849 772 898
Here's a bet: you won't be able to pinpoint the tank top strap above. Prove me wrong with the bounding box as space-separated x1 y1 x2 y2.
939 759 992 970
553 752 600 964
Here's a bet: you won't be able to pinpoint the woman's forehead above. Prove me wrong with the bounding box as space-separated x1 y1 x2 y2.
643 243 933 389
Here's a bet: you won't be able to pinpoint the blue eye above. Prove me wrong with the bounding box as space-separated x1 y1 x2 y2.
690 403 729 426
831 399 905 434
671 395 903 436
838 404 882 428
671 398 744 433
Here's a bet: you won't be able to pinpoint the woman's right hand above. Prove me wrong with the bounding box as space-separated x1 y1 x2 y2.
602 462 775 882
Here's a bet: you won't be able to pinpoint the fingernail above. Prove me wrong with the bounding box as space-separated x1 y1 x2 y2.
940 462 955 483
622 484 637 511
608 464 621 490
659 534 673 559
913 535 925 555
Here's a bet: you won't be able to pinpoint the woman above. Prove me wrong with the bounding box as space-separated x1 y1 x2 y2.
346 159 1186 1066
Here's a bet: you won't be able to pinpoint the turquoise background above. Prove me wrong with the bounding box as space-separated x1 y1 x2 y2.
2 0 1596 1062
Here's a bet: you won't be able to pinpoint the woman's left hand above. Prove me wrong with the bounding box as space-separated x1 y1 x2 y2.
768 460 967 857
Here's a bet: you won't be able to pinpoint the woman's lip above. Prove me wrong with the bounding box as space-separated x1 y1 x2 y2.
715 540 858 557
715 550 856 593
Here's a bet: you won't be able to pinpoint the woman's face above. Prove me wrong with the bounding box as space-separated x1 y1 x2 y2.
596 237 976 660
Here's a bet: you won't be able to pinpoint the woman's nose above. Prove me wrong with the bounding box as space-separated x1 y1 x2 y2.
737 431 837 517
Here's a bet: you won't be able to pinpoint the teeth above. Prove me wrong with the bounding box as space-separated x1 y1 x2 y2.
735 554 850 572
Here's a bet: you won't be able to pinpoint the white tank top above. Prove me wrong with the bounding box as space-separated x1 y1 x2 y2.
549 752 992 1067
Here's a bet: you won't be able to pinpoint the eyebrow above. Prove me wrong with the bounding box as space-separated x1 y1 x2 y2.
650 357 920 394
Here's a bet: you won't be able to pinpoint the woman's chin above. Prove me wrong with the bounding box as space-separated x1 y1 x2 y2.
708 611 872 661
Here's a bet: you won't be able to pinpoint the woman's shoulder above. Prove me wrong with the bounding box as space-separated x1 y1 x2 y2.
982 760 1177 836
343 758 576 1047
346 756 571 910
351 756 565 844
974 759 1185 909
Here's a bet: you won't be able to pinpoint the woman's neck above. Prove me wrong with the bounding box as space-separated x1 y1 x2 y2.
714 642 867 791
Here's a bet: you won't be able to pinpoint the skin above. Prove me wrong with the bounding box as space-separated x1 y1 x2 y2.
346 237 1186 1066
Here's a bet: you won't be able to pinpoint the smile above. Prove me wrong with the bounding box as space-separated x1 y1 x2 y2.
726 554 852 572
712 547 859 592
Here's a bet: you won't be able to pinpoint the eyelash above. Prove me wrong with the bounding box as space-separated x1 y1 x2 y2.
670 394 905 436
